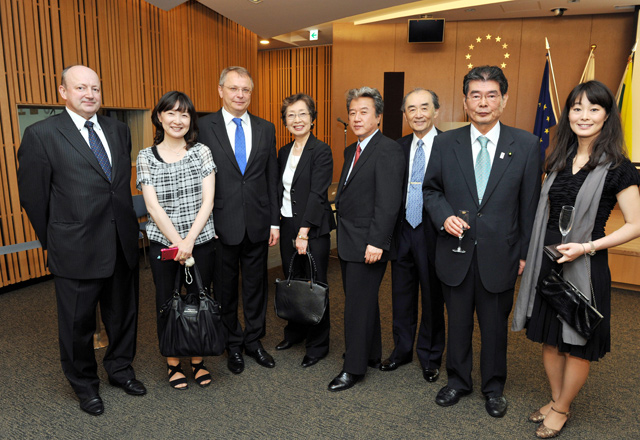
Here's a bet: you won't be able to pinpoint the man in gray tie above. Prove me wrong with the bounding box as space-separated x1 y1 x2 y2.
380 89 445 385
198 67 279 374
424 66 540 417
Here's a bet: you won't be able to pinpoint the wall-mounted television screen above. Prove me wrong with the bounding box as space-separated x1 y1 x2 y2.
408 19 445 43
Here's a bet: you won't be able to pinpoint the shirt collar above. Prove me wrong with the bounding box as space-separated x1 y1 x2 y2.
412 125 438 147
66 107 99 131
358 129 379 150
222 107 249 126
470 122 501 147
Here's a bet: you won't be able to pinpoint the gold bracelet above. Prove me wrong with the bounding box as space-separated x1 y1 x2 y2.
297 235 308 240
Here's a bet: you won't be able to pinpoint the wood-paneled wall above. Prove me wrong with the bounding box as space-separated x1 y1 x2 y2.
0 0 258 287
332 13 637 181
257 46 332 150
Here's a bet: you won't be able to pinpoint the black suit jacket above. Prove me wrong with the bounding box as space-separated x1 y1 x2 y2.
423 123 540 292
17 110 139 279
335 130 405 262
277 133 336 238
198 110 279 246
395 129 442 263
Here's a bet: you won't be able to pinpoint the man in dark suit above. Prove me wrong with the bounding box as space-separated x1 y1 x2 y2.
380 89 446 383
17 65 146 416
328 87 405 392
424 66 540 417
198 66 279 374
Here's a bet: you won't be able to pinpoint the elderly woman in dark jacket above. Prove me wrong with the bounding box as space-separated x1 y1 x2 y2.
275 93 335 367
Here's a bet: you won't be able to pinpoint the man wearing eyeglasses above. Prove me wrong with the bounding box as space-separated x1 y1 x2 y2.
198 66 279 374
423 66 540 417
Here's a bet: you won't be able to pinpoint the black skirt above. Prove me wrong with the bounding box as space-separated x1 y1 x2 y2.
525 228 611 361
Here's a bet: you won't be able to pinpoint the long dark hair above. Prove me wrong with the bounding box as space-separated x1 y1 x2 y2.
545 80 626 173
151 91 199 149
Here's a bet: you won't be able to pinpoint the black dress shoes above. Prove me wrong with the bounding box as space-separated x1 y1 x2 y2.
227 352 245 374
485 396 508 418
108 378 147 396
422 368 440 382
80 395 104 416
328 371 363 392
367 358 381 369
379 358 410 371
435 385 472 407
275 340 295 350
245 347 276 368
301 355 325 368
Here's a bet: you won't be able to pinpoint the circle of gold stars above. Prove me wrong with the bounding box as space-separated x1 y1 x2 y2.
464 34 510 69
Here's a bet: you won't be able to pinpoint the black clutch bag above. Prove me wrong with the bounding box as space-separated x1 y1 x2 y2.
543 243 563 261
158 263 226 357
274 252 328 325
537 263 603 340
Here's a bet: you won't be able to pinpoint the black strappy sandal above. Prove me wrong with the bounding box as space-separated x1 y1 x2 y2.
191 361 212 388
167 363 188 390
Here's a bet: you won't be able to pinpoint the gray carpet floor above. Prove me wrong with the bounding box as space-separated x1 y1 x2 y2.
1 255 639 440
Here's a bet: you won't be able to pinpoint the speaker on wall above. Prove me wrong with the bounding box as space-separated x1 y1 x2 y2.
408 19 445 43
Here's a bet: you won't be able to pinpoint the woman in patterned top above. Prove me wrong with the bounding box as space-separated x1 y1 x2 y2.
136 91 217 390
513 81 640 438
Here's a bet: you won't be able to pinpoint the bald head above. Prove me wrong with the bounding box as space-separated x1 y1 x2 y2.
58 65 102 120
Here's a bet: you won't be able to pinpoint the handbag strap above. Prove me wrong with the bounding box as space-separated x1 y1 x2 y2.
286 251 319 283
171 262 206 297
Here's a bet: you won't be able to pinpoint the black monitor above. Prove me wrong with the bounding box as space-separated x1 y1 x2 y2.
408 19 445 43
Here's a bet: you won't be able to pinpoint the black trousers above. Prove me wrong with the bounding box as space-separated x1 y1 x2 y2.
390 220 445 369
442 251 514 397
279 217 330 358
212 234 269 354
340 258 387 375
148 239 215 349
54 242 139 400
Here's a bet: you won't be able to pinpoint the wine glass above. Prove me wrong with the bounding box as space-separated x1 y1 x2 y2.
452 209 470 253
559 205 575 243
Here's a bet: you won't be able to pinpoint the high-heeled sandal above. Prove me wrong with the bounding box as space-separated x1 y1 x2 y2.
191 361 212 388
535 407 571 438
167 363 188 390
528 398 555 423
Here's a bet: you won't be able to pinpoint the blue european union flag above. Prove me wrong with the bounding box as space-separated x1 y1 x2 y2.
533 57 557 164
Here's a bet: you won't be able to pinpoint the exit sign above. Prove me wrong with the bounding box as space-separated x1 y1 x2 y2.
309 29 318 41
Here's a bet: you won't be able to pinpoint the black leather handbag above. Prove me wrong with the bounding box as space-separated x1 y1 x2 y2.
158 264 226 357
537 257 603 340
274 252 328 325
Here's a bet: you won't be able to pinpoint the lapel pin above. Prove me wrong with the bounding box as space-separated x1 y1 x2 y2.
500 152 505 159
508 152 512 156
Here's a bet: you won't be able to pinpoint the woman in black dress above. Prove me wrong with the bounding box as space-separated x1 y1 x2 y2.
275 93 335 367
513 80 640 438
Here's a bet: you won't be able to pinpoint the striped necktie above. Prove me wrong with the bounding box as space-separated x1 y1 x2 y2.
84 121 111 181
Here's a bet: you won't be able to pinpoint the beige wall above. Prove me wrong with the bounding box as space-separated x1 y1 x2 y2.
331 14 636 180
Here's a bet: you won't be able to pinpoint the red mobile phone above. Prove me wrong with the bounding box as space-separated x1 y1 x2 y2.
160 247 179 261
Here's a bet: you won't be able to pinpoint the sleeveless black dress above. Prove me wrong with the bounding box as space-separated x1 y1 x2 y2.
525 152 639 361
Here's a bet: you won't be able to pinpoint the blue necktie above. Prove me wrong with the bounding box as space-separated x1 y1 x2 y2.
475 135 490 203
406 139 425 228
233 118 246 174
84 121 111 181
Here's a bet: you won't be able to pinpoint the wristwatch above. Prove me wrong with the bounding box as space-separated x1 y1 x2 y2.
587 241 597 256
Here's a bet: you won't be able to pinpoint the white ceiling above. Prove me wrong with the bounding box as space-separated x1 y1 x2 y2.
144 0 638 49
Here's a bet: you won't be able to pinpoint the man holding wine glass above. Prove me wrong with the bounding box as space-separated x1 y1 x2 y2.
424 66 541 418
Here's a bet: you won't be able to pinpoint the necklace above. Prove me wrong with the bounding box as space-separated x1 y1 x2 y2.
162 143 186 156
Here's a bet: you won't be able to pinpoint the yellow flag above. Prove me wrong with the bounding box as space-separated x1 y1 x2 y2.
580 48 596 83
617 57 633 156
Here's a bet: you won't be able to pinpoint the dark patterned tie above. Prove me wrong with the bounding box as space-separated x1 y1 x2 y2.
84 121 112 181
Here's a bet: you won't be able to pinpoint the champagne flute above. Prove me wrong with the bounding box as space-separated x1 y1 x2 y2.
559 205 575 243
452 209 470 253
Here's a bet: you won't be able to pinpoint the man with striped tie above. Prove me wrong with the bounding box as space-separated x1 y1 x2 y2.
18 65 145 416
424 66 540 417
380 89 446 385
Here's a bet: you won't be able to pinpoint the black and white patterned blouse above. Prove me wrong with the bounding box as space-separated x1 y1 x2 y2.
136 142 217 247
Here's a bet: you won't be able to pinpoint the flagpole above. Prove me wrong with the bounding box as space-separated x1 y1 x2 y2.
545 37 560 117
580 44 597 83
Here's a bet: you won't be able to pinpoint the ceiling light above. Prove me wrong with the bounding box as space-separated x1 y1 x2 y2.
260 39 270 45
247 0 263 4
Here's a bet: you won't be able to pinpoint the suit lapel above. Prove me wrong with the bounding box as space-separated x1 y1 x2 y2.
210 111 242 174
99 116 120 181
335 144 355 204
291 134 316 186
247 113 261 172
57 112 110 182
343 130 381 187
480 124 514 207
452 126 480 208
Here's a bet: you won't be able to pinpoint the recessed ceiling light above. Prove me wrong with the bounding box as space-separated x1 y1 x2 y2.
247 0 263 4
260 39 270 45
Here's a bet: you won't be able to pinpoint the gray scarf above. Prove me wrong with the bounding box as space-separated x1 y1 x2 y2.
512 157 609 346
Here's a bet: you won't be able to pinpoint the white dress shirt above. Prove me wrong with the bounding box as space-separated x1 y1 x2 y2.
346 129 378 182
470 122 501 167
405 126 438 205
65 108 112 163
221 107 252 159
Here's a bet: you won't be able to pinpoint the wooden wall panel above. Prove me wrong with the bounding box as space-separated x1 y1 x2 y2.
0 0 258 287
332 13 636 181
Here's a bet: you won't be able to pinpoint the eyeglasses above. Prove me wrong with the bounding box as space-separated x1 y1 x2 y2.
466 93 501 103
223 86 252 95
285 112 309 120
